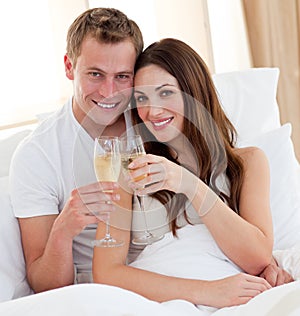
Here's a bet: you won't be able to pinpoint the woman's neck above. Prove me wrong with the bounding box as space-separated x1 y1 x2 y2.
168 135 199 175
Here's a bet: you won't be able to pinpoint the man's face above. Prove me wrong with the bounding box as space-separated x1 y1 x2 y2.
65 36 136 128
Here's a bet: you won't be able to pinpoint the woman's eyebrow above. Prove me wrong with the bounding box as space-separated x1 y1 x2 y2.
134 83 176 95
155 84 175 91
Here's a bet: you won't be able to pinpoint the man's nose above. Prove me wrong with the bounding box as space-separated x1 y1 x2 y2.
99 78 116 98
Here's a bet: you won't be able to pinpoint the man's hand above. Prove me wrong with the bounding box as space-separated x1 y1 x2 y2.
259 257 294 286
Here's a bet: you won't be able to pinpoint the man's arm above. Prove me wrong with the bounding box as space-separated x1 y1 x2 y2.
19 182 119 293
19 215 74 292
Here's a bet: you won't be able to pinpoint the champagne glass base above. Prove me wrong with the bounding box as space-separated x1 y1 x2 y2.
132 232 164 246
92 237 124 248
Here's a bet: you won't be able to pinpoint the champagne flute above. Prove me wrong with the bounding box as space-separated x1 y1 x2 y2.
120 135 164 245
92 136 124 247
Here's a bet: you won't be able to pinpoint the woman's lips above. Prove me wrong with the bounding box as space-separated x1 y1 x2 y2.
151 117 173 129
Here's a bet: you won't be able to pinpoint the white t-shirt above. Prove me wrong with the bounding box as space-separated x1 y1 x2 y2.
9 97 132 278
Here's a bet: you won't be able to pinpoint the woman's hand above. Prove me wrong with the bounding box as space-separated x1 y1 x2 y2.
204 273 272 308
127 154 187 195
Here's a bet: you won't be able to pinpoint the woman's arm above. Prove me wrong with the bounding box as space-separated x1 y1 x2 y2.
92 186 271 307
92 177 271 308
127 147 273 275
192 147 273 275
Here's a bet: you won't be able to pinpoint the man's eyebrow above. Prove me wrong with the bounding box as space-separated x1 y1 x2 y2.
86 67 133 75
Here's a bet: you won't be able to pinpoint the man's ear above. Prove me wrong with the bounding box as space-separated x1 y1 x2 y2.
64 54 74 80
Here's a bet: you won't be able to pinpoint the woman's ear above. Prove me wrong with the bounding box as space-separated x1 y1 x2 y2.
64 54 74 80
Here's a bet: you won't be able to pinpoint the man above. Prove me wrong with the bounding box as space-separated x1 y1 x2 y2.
9 7 143 293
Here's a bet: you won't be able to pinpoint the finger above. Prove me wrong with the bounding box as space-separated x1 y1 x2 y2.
130 161 166 182
79 191 120 204
134 181 165 196
284 271 294 283
128 154 163 169
77 181 119 194
129 171 164 190
275 271 285 286
91 211 110 222
240 288 263 298
128 167 150 184
245 275 272 289
260 267 277 287
81 202 117 215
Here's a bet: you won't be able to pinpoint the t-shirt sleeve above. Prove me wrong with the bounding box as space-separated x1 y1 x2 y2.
9 140 61 218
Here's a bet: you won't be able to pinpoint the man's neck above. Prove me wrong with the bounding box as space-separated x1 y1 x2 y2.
80 113 126 140
72 99 127 139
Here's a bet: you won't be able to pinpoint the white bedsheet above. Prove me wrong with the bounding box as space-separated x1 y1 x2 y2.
273 243 300 281
1 224 299 316
130 224 243 281
0 281 300 316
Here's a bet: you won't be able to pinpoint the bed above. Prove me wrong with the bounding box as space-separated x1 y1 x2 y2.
1 67 300 315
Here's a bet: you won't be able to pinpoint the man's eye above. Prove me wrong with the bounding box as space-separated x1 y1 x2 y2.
90 72 101 77
117 74 131 80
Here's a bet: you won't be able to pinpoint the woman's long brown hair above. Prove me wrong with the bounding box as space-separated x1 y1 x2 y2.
131 38 244 235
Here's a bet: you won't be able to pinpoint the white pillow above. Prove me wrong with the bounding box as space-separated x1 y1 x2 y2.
0 176 32 302
238 124 300 250
0 129 32 177
212 67 281 142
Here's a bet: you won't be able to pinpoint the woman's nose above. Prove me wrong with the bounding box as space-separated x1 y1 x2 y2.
147 105 164 117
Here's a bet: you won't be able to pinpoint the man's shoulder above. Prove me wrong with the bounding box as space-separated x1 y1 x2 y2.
14 102 74 157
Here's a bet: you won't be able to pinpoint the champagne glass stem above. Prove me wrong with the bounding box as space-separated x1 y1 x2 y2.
137 195 151 236
104 213 112 240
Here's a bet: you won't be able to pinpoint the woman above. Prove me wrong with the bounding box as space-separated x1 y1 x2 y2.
93 38 273 309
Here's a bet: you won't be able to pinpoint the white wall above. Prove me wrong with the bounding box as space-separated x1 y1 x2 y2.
89 0 214 71
207 0 252 73
90 0 251 74
153 0 214 71
0 0 252 128
89 0 158 48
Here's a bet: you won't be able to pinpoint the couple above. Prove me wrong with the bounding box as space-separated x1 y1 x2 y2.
9 7 292 309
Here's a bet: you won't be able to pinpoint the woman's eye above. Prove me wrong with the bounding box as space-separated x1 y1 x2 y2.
135 95 147 103
161 90 174 97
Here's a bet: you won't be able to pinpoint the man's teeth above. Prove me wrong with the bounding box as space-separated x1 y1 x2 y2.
153 118 172 126
97 102 117 109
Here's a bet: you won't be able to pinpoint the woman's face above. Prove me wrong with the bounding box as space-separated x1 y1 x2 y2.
134 64 184 143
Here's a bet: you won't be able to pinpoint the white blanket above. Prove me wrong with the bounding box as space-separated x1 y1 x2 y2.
273 244 300 281
130 224 243 281
1 224 300 315
1 278 300 316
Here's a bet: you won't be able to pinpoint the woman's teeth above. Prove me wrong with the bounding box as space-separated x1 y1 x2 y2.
153 118 172 127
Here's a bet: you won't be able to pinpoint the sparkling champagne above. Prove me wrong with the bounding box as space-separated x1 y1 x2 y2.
94 153 121 182
121 153 147 182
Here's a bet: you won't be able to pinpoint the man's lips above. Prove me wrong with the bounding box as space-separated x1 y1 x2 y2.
93 100 119 109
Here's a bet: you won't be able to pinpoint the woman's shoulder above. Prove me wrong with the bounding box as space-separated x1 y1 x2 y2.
233 146 269 170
